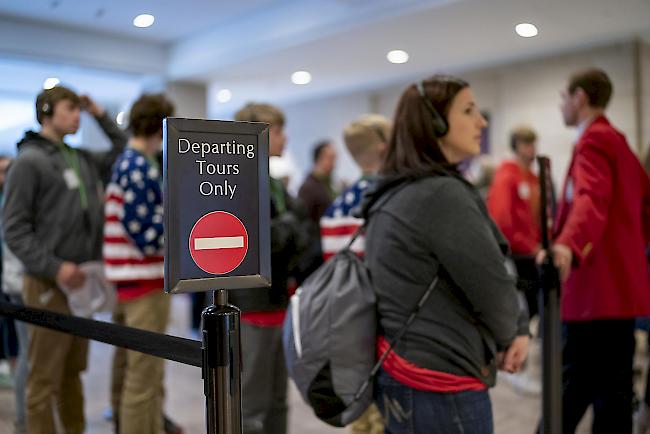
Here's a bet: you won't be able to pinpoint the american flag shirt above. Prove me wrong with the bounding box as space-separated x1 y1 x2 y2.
320 177 374 261
104 148 165 301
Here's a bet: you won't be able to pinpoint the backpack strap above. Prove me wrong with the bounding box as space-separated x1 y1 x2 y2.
343 224 366 251
343 182 408 251
352 275 441 402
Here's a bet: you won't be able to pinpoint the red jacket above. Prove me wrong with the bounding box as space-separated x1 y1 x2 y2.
556 115 650 321
487 160 540 255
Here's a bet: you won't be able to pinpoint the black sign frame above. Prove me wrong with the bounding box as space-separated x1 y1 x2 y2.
163 118 271 293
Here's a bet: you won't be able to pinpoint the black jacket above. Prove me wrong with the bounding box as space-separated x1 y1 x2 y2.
230 181 313 311
363 173 528 386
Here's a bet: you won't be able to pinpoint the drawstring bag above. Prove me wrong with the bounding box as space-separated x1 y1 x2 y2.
283 184 439 426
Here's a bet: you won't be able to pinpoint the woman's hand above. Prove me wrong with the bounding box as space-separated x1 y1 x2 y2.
499 335 530 373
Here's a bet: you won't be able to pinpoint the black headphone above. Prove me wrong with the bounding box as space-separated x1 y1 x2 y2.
510 136 518 152
416 81 448 138
42 100 52 116
35 91 54 124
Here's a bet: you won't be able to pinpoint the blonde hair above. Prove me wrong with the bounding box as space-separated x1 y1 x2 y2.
510 125 537 151
343 114 391 166
235 102 285 128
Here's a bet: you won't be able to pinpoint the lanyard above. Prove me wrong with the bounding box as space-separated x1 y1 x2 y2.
57 142 88 210
270 177 286 214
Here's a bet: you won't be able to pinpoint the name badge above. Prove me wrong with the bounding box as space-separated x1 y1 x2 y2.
518 182 531 200
63 168 80 190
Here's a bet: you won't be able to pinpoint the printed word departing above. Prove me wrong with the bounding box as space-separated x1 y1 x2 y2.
178 138 255 199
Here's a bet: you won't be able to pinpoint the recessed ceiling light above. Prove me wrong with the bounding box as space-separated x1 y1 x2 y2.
43 77 60 89
291 71 312 85
387 50 409 64
116 111 125 126
515 23 538 38
133 14 155 28
216 89 232 103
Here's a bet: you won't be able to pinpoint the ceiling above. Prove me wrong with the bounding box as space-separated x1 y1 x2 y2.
0 0 649 112
0 0 292 42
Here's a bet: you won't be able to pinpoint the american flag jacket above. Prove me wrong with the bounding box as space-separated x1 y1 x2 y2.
320 177 374 261
103 148 165 301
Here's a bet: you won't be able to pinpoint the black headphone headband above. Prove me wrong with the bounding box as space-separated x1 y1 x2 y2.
416 81 448 138
35 91 53 124
39 91 53 115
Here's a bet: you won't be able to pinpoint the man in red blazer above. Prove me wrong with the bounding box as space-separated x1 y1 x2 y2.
550 68 650 433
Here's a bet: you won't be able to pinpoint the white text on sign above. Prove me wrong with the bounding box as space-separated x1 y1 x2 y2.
178 138 256 200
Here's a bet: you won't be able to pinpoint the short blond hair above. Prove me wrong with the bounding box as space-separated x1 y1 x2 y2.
343 114 391 165
235 102 285 128
510 125 537 151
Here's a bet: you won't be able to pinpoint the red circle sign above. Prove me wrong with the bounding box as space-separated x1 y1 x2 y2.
189 211 249 275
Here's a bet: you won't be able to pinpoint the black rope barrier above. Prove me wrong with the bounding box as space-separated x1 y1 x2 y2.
0 299 202 367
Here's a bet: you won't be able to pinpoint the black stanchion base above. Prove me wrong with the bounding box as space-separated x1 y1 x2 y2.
202 290 243 434
539 262 563 434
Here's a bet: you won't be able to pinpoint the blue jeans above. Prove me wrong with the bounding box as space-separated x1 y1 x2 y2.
374 369 493 434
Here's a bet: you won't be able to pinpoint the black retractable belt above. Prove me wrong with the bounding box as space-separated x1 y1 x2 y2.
0 299 202 367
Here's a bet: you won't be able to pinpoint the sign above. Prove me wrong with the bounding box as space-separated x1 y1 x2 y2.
189 211 249 275
163 118 271 293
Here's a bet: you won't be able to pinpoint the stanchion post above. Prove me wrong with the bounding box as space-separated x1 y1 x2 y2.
202 289 242 434
539 262 562 434
537 156 562 434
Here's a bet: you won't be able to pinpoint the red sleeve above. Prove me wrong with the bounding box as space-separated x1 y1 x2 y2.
556 137 613 262
487 167 538 254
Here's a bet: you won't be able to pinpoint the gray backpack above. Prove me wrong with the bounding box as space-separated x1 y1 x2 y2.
282 186 439 427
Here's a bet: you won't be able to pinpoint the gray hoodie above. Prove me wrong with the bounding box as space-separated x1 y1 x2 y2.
364 174 528 386
3 113 126 280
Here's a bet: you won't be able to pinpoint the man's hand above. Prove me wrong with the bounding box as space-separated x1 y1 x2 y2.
56 262 86 290
536 243 573 282
80 95 104 117
499 335 530 373
552 243 573 282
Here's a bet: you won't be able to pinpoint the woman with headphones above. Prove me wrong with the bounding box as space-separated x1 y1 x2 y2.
361 75 529 433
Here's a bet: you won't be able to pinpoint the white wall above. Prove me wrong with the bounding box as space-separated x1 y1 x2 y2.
166 82 207 120
641 40 650 162
280 40 644 190
280 90 372 193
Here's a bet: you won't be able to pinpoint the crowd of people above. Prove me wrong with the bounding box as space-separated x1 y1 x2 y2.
0 66 649 434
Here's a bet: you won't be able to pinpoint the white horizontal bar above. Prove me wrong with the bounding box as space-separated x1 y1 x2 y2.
194 236 244 250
